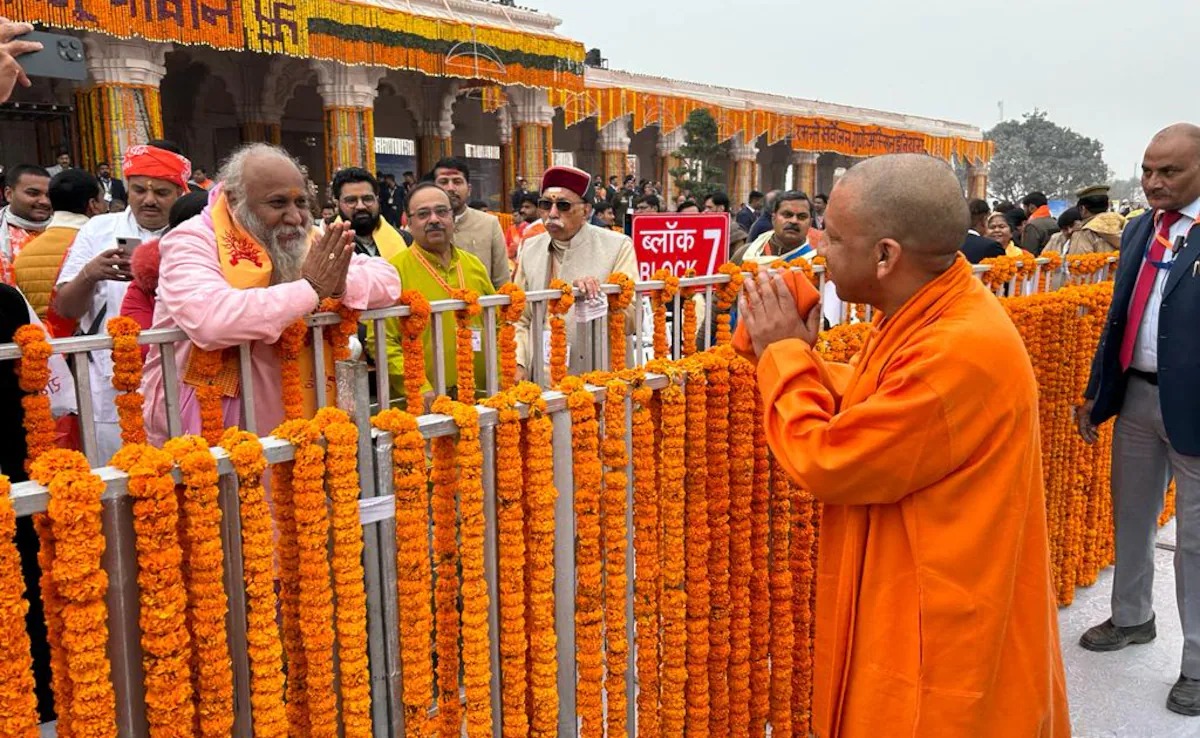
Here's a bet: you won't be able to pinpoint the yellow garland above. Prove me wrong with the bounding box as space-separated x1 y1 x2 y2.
601 379 630 738
371 409 435 738
479 393 528 738
726 355 755 738
0 474 38 738
218 429 288 738
430 398 493 738
430 406 462 738
449 289 482 401
399 291 432 412
606 272 635 372
108 315 147 446
683 360 711 738
631 383 661 738
650 268 680 360
110 444 195 738
13 324 55 471
657 375 688 738
547 280 575 387
29 449 117 738
497 284 527 391
162 436 232 738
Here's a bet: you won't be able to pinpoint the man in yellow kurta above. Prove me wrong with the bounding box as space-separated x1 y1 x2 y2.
384 183 495 407
738 154 1069 738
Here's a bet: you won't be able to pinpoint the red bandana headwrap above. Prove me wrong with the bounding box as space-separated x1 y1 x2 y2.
122 144 192 191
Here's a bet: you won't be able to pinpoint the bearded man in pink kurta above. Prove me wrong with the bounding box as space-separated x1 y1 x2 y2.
142 144 400 444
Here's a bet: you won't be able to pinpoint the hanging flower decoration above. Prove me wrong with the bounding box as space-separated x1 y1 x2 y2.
715 263 745 347
657 374 688 738
547 279 575 386
700 353 732 738
14 324 55 471
29 449 117 736
32 511 71 738
606 272 635 373
680 268 700 357
399 291 432 411
630 383 661 738
108 316 147 445
278 320 309 421
749 387 772 736
601 378 630 738
768 455 793 738
429 401 462 738
218 429 288 738
497 283 527 390
650 268 680 360
449 289 483 402
110 444 196 738
790 479 818 735
162 436 232 738
479 392 528 738
511 381 558 737
321 298 361 362
681 360 711 737
0 473 39 738
371 409 435 738
1066 253 1113 278
726 355 755 738
262 450 308 735
187 347 227 447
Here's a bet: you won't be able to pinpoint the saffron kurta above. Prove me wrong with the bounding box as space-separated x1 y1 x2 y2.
754 257 1069 738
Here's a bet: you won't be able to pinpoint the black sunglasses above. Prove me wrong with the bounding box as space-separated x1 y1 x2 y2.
538 199 579 212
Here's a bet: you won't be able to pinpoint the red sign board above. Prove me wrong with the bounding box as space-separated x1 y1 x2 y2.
631 213 729 281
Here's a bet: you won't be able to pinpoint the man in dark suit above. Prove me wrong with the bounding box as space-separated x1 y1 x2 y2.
961 198 1004 263
95 161 126 206
736 189 763 232
1076 123 1200 717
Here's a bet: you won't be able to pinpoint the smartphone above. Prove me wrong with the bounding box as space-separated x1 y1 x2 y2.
15 32 87 81
116 237 141 257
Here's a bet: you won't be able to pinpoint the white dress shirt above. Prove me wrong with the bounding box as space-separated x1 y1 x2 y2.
1130 196 1200 372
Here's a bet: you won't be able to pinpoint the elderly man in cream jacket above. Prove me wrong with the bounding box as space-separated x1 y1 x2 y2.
513 165 638 381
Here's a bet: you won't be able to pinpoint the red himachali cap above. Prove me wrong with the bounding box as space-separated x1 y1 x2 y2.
541 165 592 200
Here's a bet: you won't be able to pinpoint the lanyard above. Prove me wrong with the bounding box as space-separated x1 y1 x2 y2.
410 246 464 294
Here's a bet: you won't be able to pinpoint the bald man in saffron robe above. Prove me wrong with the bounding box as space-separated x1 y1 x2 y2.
738 154 1070 738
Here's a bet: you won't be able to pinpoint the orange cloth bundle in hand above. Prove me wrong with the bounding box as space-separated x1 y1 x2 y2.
732 268 822 363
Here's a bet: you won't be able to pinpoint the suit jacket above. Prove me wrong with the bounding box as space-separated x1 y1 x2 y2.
735 205 757 232
1085 212 1200 455
960 232 1005 264
100 177 126 203
453 207 511 287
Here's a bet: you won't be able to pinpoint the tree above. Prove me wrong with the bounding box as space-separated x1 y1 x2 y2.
668 109 725 204
985 110 1110 203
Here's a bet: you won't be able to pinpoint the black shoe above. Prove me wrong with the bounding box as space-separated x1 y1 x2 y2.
1079 616 1157 652
1168 675 1200 716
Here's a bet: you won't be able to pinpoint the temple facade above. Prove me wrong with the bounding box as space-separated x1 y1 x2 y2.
2 0 991 209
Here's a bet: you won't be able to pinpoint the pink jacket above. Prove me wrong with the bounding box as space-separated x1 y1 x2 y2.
141 213 401 446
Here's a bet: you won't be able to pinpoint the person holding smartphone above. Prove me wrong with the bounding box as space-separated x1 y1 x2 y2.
0 18 41 104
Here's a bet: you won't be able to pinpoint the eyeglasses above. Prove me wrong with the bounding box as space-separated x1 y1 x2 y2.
410 205 453 221
538 199 580 212
339 194 378 207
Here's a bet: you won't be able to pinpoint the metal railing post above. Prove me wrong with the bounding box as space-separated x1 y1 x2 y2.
551 406 578 737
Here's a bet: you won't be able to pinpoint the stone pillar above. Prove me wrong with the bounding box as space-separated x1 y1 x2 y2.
792 150 820 196
77 35 168 176
314 61 385 176
656 128 685 206
498 106 515 211
240 120 282 145
967 162 990 200
599 116 631 183
508 86 555 187
414 81 458 176
729 131 759 210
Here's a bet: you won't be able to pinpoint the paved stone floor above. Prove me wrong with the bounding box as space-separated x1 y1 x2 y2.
1062 519 1200 737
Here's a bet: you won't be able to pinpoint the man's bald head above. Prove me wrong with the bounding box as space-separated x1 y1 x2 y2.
834 154 969 260
1142 123 1200 211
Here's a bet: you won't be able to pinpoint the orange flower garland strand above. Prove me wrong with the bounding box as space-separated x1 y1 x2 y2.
748 388 772 738
399 291 432 411
13 324 55 470
430 410 462 738
601 379 630 738
680 268 699 357
218 430 287 738
657 376 688 738
187 347 227 447
714 263 745 347
162 436 232 738
263 454 308 737
108 315 147 445
790 480 817 736
726 356 755 738
32 513 71 738
767 455 794 738
430 398 493 738
650 268 680 360
0 474 39 738
606 272 635 372
371 409 435 738
479 393 528 738
110 444 196 738
512 382 558 738
278 320 309 421
683 361 711 738
547 279 575 386
497 284 527 390
631 383 661 738
29 450 117 738
701 353 732 738
449 289 482 401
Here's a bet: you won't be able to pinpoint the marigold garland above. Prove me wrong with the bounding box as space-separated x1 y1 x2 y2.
547 280 575 386
601 379 630 738
162 436 232 738
29 449 117 738
630 383 661 738
682 361 711 738
429 404 462 738
726 356 755 738
110 444 196 738
790 479 817 736
479 394 528 738
32 513 71 738
321 298 361 362
699 353 732 738
497 284 527 391
680 268 700 357
449 289 482 401
218 429 287 738
263 452 308 737
511 381 558 738
979 255 1019 291
399 291 432 411
714 263 745 347
650 268 680 360
278 320 309 421
14 324 56 471
657 376 688 738
606 272 635 373
430 398 493 738
108 316 147 445
1066 253 1114 279
0 474 38 738
749 386 772 738
187 347 227 447
767 455 793 738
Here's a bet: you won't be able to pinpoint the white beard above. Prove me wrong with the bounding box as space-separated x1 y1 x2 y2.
234 199 310 285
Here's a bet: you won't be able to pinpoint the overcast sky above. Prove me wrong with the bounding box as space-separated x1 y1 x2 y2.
535 0 1197 180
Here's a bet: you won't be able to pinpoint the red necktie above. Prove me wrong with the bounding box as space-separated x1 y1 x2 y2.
1119 210 1182 370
